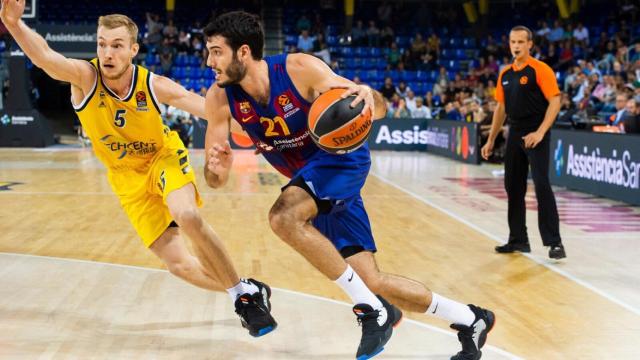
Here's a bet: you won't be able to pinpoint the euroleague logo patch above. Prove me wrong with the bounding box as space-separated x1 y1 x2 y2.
519 76 528 85
136 91 148 111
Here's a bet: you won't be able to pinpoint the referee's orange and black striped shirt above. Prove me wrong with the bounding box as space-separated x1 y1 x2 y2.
495 57 560 132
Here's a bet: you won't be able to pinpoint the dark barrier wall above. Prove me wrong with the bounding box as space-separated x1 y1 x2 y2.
0 51 54 147
193 118 479 164
369 118 480 164
550 129 640 205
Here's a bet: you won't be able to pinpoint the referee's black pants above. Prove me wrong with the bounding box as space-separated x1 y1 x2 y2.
504 129 562 246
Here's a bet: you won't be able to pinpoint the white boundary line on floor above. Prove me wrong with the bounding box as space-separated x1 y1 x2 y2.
371 171 640 318
0 251 522 360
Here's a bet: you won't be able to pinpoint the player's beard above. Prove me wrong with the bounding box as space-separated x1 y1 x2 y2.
216 53 247 88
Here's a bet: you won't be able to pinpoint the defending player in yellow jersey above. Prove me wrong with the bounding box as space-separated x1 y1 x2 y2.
1 0 277 338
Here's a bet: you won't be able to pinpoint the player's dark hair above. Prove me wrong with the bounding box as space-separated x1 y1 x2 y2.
203 11 264 60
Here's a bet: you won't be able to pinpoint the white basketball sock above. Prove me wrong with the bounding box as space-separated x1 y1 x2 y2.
334 265 383 310
226 278 259 301
426 292 475 326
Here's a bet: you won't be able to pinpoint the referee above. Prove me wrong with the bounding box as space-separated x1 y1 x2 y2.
481 26 566 259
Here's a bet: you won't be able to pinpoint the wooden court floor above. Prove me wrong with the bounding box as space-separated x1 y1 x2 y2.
0 148 639 359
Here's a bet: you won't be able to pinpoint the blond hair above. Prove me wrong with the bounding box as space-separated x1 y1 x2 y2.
98 14 138 45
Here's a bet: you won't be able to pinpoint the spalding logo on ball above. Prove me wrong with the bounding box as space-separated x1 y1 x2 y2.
307 88 373 155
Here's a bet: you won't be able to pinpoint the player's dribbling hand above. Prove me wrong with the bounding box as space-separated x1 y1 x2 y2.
0 0 25 27
207 140 233 176
338 84 375 117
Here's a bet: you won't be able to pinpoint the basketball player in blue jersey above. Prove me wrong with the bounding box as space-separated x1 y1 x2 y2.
1 0 276 338
203 11 495 360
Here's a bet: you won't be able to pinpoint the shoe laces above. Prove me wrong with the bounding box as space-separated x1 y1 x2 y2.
354 309 380 329
450 324 476 353
235 295 260 317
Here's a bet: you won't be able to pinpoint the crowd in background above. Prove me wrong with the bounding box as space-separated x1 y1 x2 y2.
1 0 639 150
288 1 640 140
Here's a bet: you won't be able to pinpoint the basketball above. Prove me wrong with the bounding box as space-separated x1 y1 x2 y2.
307 88 373 155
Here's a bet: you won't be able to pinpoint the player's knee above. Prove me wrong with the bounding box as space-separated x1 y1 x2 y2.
171 207 202 230
166 258 195 278
268 199 295 234
268 206 290 237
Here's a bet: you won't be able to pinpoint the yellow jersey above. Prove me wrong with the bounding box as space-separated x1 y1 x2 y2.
73 59 182 172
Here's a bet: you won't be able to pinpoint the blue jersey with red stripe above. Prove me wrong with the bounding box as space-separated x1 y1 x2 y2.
225 53 369 178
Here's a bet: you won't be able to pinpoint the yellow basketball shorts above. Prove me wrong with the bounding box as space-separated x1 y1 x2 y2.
108 147 202 247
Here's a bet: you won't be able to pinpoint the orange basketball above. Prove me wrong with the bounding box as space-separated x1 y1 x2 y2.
308 88 373 155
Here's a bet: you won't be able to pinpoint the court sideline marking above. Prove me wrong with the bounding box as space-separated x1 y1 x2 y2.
371 171 640 317
0 252 522 359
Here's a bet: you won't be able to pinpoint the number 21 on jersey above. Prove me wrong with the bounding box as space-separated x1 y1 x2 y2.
260 116 290 137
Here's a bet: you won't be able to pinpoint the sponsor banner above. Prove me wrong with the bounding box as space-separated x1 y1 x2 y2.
31 25 96 56
369 118 480 164
551 129 640 205
0 110 55 147
193 118 479 164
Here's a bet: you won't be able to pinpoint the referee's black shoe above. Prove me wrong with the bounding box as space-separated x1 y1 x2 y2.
494 242 530 253
548 244 567 259
353 295 403 360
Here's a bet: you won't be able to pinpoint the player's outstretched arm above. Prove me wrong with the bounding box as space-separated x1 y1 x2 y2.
286 53 387 120
152 75 207 120
1 0 94 88
203 86 233 188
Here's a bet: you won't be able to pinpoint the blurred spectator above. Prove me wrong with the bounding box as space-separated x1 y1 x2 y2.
573 22 589 45
379 77 397 100
622 99 640 133
536 21 551 38
396 81 411 98
411 97 431 119
393 98 410 118
163 19 178 42
144 12 163 52
405 90 417 112
380 25 394 47
177 30 191 52
158 37 176 74
312 33 330 64
609 93 631 126
547 20 564 43
191 36 203 54
387 42 401 67
351 20 366 46
297 30 315 53
444 102 462 120
427 33 440 56
366 20 380 47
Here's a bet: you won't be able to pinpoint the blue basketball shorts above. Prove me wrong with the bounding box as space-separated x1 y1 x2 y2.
283 149 376 254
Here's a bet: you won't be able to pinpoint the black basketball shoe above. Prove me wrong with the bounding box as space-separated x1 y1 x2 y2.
450 305 496 360
234 278 277 337
352 295 403 360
